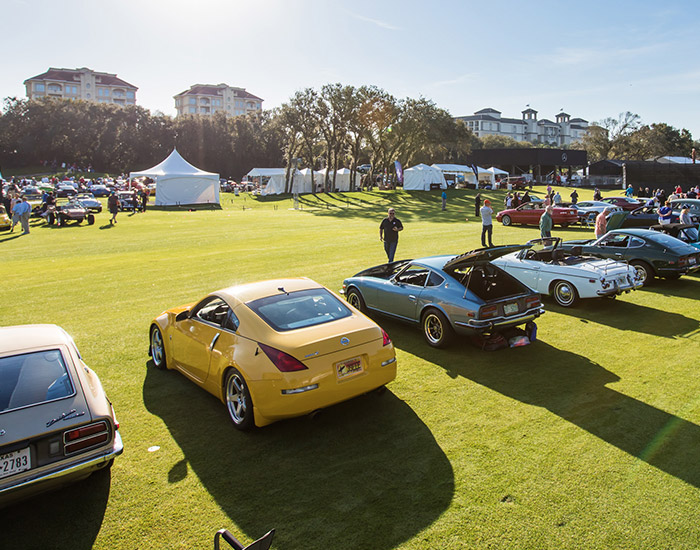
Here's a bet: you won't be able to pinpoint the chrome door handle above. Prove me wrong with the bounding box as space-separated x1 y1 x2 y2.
408 295 417 302
210 333 220 351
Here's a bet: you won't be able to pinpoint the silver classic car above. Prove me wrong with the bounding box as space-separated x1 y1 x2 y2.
0 325 122 506
341 247 544 348
491 238 643 307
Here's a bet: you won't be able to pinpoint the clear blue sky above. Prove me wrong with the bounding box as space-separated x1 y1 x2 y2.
4 0 700 138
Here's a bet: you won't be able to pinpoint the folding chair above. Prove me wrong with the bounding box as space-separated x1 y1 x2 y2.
214 529 275 550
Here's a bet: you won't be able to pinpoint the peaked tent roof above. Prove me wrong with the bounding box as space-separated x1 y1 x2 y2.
131 149 217 177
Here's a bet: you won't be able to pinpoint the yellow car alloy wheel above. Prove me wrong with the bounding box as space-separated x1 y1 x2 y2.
224 368 254 430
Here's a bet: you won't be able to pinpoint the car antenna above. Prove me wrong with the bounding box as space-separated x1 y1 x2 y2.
277 287 289 295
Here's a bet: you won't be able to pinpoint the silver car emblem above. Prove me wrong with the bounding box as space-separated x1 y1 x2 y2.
0 429 5 436
341 337 350 346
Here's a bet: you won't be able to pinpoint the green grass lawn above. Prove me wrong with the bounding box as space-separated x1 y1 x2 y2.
1 186 699 550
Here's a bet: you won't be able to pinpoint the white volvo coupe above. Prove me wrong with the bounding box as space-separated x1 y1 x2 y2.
491 238 643 307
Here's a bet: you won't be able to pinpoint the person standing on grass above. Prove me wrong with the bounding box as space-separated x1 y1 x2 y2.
474 193 482 217
480 199 494 248
379 207 403 263
595 208 610 238
570 189 579 204
540 205 554 238
441 189 447 211
108 192 119 225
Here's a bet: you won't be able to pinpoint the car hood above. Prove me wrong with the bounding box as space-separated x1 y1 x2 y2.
606 211 629 231
443 245 530 270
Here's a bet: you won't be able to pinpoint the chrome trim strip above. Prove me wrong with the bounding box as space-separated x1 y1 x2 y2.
0 430 123 496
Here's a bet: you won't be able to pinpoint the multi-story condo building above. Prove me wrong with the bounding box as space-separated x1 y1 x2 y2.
456 108 588 146
24 67 137 106
174 84 263 117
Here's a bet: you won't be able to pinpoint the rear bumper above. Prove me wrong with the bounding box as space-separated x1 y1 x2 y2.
0 430 123 505
251 355 397 427
454 307 544 332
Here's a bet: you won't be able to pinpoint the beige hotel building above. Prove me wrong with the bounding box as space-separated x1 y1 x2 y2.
24 67 137 106
174 84 263 117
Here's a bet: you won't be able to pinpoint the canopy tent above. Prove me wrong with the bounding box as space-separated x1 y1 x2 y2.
246 168 304 195
299 168 322 193
316 168 361 192
431 163 491 187
404 164 447 190
486 166 510 186
130 149 219 206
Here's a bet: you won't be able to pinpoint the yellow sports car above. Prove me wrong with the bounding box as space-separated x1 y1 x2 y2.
149 278 397 429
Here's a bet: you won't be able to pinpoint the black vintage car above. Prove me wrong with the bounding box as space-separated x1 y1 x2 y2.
45 199 95 226
561 228 700 284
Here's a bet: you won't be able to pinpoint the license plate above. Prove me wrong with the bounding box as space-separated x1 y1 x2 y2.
336 357 363 380
504 303 519 315
0 447 31 480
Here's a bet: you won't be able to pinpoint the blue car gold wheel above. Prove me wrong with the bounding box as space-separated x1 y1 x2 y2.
346 288 367 313
225 368 254 430
422 309 453 348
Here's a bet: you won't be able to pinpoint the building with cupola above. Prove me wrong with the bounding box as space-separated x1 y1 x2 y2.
456 108 588 146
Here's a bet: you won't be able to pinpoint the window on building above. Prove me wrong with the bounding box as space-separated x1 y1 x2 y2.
126 91 135 99
35 83 45 92
113 90 125 98
200 98 210 105
48 84 62 93
189 97 196 105
189 106 196 114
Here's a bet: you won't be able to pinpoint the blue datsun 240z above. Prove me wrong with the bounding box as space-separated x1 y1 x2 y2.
341 246 544 348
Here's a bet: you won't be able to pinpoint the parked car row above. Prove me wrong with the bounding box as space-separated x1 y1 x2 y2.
2 205 698 510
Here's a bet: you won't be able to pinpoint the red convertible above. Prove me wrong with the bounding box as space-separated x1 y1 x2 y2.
496 203 579 227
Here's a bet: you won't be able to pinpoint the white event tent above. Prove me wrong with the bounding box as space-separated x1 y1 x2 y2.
299 168 322 193
247 168 305 195
486 166 509 186
130 149 219 206
316 168 361 192
403 164 447 190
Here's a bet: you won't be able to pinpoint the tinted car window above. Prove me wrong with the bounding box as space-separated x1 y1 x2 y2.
248 288 351 331
0 350 74 412
396 266 429 286
426 271 445 287
194 297 231 327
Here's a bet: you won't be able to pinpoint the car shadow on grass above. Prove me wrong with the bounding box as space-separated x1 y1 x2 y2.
142 362 453 550
1 467 112 550
639 274 700 299
386 323 700 489
546 297 700 339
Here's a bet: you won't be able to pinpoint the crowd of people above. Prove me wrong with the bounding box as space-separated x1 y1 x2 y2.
1 174 151 234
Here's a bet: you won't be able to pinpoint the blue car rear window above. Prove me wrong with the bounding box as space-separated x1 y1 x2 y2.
247 288 352 332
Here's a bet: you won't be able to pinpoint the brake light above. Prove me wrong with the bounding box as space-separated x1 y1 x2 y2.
63 421 110 455
678 257 687 267
381 329 391 346
480 304 498 319
525 295 541 308
259 343 308 372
